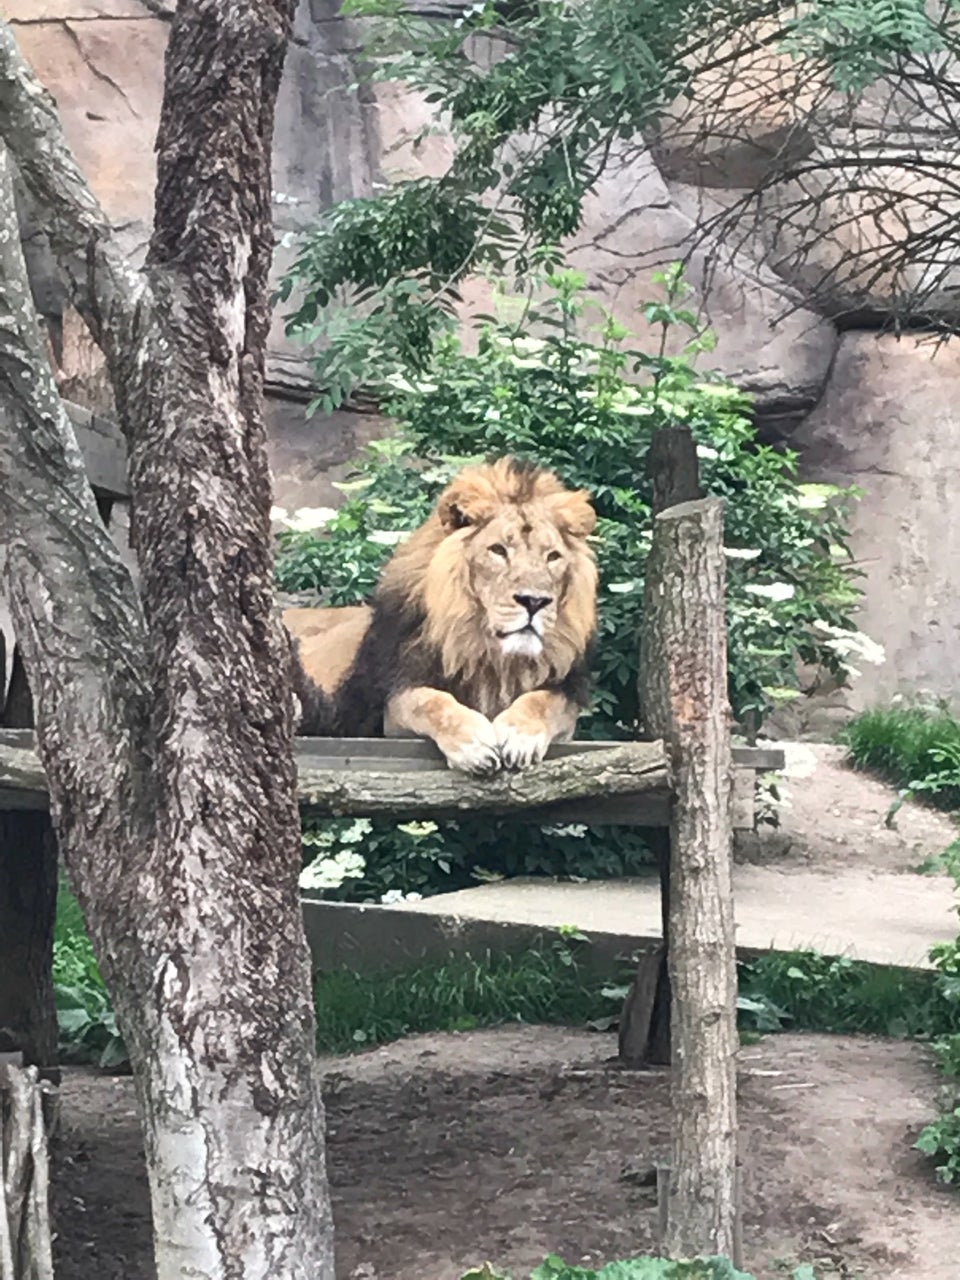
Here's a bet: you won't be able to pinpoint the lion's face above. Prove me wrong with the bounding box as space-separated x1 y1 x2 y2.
459 505 573 659
380 459 597 694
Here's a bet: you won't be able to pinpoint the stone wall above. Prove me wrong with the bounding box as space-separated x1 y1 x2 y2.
4 0 960 712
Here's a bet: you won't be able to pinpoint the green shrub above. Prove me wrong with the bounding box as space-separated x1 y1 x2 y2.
53 882 127 1069
738 950 960 1041
299 815 655 903
844 704 960 812
281 267 864 898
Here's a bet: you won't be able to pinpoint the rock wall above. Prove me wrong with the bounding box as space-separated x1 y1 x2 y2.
4 0 960 712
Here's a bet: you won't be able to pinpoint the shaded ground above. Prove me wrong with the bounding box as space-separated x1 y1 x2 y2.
52 1027 957 1279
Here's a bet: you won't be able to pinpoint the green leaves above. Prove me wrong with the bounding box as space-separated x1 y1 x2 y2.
781 0 952 91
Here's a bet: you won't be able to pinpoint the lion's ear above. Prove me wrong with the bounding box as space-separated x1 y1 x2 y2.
548 490 596 539
437 475 498 533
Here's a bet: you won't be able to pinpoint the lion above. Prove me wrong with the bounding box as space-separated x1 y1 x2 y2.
284 456 598 775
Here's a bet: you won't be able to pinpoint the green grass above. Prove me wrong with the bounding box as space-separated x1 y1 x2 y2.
843 705 960 810
314 940 613 1054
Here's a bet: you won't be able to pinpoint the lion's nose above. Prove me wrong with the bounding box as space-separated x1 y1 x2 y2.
514 593 552 617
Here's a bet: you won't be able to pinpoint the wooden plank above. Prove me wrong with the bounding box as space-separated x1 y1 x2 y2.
66 401 128 499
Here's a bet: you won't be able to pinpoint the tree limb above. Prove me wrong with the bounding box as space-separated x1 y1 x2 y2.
0 21 144 364
0 143 146 844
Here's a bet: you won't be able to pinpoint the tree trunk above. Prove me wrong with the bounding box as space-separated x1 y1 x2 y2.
0 3 336 1274
644 497 738 1261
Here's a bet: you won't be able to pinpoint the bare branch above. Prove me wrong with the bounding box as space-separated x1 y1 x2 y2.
0 20 145 365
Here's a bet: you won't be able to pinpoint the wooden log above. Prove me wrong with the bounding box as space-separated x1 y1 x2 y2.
0 1064 55 1280
646 496 739 1261
620 425 703 1066
0 732 671 821
298 740 669 818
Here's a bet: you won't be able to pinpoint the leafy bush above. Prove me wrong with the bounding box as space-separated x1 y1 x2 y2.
738 950 960 1041
300 815 655 903
844 703 960 812
280 266 864 897
53 883 127 1069
279 267 861 733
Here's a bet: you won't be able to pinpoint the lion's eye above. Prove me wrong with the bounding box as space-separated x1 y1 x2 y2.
546 550 562 563
489 543 508 558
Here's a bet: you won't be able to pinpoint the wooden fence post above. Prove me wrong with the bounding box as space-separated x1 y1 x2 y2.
0 624 58 1073
647 496 739 1260
619 426 701 1067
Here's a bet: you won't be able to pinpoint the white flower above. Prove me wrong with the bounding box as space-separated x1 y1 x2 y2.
724 547 762 560
380 889 424 905
696 444 719 460
274 506 338 533
812 621 885 671
299 850 366 891
795 483 842 510
744 582 795 602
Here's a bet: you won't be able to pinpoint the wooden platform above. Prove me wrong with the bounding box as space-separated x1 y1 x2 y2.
0 731 783 828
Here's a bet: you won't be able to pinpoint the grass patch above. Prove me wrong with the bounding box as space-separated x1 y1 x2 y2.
843 705 960 811
314 937 612 1054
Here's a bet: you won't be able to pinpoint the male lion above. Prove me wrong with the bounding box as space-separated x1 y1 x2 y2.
285 457 597 775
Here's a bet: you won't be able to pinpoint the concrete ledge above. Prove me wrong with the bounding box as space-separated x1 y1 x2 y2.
302 895 651 978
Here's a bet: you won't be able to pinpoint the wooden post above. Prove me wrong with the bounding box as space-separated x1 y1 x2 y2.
647 496 738 1260
619 426 702 1066
0 1064 55 1280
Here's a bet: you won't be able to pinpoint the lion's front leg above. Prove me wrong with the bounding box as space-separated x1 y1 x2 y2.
385 687 502 777
492 690 579 771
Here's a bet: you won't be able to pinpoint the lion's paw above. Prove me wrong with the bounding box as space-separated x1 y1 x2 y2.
493 716 550 771
439 710 503 776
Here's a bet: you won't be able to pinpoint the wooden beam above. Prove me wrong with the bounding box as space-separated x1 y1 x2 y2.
0 731 672 822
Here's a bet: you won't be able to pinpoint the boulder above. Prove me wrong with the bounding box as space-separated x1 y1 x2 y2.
793 332 960 708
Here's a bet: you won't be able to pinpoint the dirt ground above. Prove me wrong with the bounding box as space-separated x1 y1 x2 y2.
51 1026 958 1280
740 743 958 874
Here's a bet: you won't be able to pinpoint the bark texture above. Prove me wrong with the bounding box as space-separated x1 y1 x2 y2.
642 497 739 1261
0 4 335 1276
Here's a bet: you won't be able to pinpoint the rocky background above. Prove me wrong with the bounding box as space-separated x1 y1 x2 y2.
4 0 960 722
